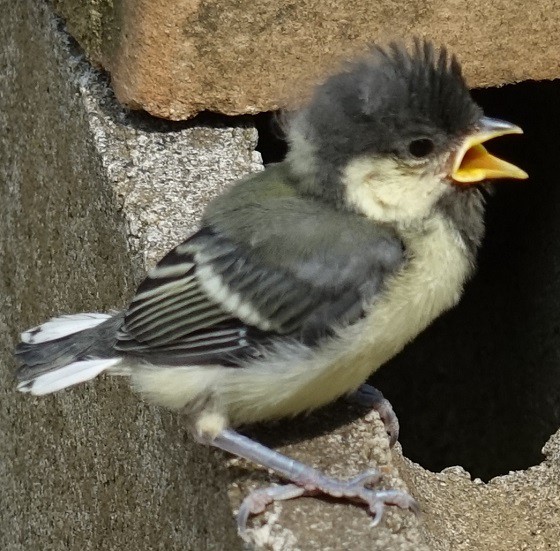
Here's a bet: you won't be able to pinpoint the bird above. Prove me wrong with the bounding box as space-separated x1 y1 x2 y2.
15 39 527 532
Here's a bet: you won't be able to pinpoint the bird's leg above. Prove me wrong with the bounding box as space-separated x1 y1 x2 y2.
198 428 418 532
346 383 399 447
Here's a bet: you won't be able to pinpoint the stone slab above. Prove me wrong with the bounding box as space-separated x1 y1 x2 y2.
52 0 560 119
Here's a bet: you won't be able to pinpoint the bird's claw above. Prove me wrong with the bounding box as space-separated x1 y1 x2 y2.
311 470 418 525
237 483 305 531
236 469 418 532
360 489 420 526
347 384 400 447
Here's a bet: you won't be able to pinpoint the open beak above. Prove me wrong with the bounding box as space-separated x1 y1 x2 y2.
452 117 528 184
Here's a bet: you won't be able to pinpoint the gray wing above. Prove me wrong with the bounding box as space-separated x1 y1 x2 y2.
116 202 404 366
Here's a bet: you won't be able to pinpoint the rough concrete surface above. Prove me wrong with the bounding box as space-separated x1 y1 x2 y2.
416 430 560 550
233 407 430 551
51 0 560 119
232 403 560 550
2 2 560 551
0 1 256 549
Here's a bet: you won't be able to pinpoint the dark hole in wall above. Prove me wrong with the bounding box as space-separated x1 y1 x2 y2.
255 112 288 164
254 80 560 481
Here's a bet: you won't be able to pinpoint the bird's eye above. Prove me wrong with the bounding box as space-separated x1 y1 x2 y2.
408 138 435 158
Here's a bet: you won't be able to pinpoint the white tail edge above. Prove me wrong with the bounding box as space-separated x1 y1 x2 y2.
17 358 121 396
20 313 112 344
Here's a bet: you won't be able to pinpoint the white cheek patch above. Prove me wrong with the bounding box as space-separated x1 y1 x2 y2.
342 156 447 224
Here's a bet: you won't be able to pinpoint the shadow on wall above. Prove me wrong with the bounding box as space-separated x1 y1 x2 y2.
256 80 560 481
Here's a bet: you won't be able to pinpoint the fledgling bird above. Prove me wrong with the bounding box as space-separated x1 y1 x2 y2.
15 40 527 531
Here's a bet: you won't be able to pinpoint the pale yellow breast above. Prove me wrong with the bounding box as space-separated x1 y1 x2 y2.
218 213 473 425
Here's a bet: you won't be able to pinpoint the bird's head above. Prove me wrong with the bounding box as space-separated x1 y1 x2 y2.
286 40 527 225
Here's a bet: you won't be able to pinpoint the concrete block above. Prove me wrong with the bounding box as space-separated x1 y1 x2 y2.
2 3 560 551
232 396 560 550
0 2 255 549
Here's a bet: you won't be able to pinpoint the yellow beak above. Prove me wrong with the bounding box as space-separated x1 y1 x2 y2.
452 117 528 184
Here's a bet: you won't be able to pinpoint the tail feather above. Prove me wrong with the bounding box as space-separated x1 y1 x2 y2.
17 358 121 395
15 312 125 395
20 313 112 344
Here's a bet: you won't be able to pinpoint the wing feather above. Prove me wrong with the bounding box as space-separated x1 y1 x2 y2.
115 181 404 366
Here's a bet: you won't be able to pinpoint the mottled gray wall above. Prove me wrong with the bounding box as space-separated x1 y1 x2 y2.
0 2 245 549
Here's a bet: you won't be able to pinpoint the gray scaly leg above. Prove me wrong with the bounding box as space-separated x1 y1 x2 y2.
201 428 418 531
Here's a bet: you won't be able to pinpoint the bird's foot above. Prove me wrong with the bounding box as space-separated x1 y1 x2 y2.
237 470 417 531
203 429 417 533
346 383 399 447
